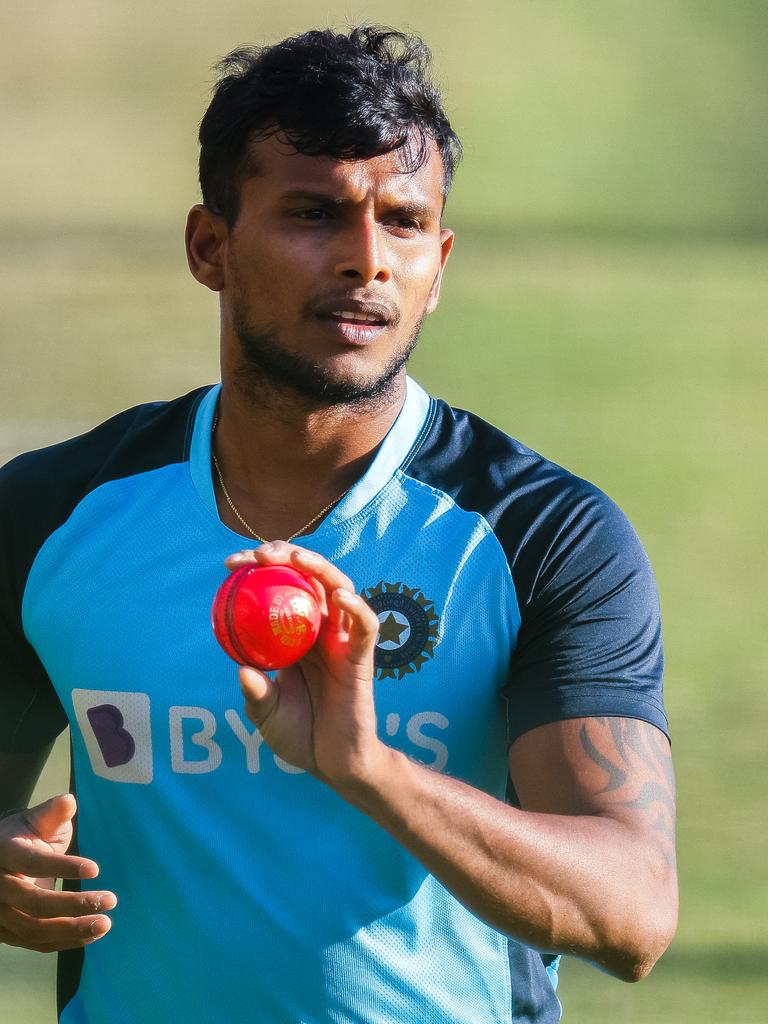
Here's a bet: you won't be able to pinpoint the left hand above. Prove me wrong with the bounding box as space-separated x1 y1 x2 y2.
224 541 387 787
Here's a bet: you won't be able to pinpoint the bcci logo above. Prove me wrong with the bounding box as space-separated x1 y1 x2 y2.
361 581 440 680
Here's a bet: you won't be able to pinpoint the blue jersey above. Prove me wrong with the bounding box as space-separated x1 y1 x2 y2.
0 376 667 1023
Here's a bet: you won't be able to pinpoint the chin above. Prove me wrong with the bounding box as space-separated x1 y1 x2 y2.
232 319 418 408
232 348 408 408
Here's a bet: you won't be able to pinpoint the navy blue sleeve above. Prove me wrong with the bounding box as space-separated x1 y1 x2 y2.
0 453 69 751
403 399 667 747
0 387 207 752
503 483 667 744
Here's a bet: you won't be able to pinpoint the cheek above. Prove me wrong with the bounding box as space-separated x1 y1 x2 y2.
397 238 442 281
394 248 442 307
229 246 300 321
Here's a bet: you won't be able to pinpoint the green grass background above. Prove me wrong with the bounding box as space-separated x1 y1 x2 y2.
1 2 766 1020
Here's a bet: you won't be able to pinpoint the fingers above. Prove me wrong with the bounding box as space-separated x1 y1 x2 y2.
21 794 76 844
0 903 112 953
0 796 94 881
0 795 116 953
225 544 382 655
226 542 355 630
224 541 380 664
332 588 381 664
0 872 117 919
227 541 354 593
238 664 280 729
1 834 99 881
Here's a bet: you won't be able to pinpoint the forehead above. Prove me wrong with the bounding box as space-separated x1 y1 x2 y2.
240 132 445 210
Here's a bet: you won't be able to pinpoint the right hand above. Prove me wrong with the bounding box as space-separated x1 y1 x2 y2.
0 794 116 952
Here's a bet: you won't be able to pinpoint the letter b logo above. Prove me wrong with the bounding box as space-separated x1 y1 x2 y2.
73 689 153 783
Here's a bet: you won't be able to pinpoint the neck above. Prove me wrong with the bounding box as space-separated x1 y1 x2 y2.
211 372 407 541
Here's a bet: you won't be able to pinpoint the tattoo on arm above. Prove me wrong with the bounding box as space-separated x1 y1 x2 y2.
579 725 627 792
579 718 677 869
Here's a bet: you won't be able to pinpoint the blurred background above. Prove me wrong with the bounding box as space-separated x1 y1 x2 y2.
1 1 766 1020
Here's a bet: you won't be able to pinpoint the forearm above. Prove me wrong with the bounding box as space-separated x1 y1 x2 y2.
332 744 676 981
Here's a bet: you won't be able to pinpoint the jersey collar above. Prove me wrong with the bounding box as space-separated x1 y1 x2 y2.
188 375 434 540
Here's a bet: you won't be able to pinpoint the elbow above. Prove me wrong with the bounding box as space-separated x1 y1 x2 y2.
607 942 670 984
611 941 672 983
602 887 678 983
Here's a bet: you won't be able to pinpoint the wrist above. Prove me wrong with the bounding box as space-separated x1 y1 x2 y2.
323 740 404 809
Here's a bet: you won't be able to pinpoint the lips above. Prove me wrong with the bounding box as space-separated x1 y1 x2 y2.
310 296 395 346
311 297 394 328
316 318 388 345
325 310 386 326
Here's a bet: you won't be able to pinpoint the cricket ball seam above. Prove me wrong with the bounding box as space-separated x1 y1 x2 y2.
223 568 254 666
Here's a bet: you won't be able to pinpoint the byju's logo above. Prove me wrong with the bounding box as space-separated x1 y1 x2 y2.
72 689 153 784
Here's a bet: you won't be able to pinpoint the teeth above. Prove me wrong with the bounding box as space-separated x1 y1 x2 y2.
331 310 382 324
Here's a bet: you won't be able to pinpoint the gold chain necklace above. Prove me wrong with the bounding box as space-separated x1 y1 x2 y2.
210 411 352 543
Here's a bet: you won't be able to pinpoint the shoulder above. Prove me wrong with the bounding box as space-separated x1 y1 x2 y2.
405 398 642 604
0 386 212 590
406 397 602 516
1 386 210 507
409 401 667 742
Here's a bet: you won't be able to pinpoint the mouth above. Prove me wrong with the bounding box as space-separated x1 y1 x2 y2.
315 318 388 345
313 302 393 346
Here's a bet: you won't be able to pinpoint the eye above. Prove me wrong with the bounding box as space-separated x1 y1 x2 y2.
292 208 332 220
387 216 421 233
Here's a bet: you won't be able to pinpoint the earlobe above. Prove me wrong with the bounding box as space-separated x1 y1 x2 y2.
185 205 227 293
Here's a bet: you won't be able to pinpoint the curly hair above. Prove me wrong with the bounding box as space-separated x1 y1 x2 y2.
198 25 462 224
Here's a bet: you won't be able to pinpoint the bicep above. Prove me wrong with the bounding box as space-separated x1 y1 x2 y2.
508 717 676 869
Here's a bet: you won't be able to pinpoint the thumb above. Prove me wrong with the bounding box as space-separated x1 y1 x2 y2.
23 793 77 846
238 664 280 729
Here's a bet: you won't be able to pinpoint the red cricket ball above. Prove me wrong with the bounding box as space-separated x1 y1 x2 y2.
211 564 322 670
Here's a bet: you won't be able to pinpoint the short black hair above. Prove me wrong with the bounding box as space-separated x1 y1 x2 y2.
198 25 462 225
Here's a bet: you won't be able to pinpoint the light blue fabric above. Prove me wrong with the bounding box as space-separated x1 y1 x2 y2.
21 377 541 1024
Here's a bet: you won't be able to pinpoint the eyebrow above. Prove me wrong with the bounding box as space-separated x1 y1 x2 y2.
277 190 436 221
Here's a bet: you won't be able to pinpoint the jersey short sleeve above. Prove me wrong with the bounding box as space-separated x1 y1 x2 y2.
0 454 69 751
0 388 206 753
403 399 667 747
502 481 667 744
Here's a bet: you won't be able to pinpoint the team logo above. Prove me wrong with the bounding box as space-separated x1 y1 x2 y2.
361 581 440 680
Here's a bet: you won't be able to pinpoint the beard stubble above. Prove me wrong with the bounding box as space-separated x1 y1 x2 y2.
230 301 427 414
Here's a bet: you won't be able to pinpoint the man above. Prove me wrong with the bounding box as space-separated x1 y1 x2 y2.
0 26 676 1023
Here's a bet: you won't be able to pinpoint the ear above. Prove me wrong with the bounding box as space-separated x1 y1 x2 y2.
425 228 455 314
185 204 228 292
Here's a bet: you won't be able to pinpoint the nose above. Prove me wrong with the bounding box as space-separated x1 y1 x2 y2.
333 216 391 285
